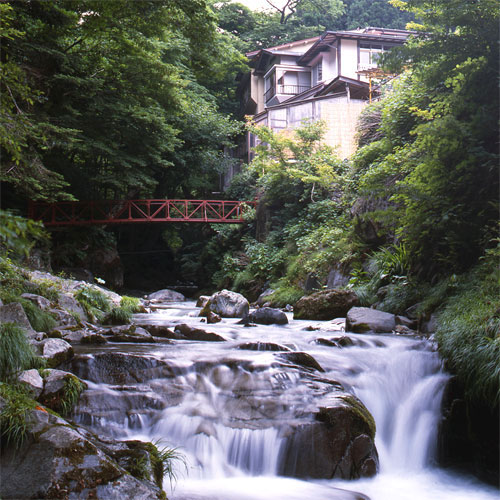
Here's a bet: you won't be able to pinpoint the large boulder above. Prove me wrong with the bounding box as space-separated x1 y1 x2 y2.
39 369 86 413
17 369 44 399
346 307 396 333
248 307 288 325
106 325 155 343
0 408 162 499
201 289 249 318
58 293 88 321
279 394 378 479
293 290 359 321
173 324 226 342
147 289 186 302
21 293 51 310
0 302 36 336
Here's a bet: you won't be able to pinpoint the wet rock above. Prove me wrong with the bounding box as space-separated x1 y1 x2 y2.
18 369 44 399
0 302 36 336
248 307 288 325
279 394 378 480
106 325 155 343
21 293 51 310
205 311 221 324
316 336 354 348
0 408 162 500
346 307 396 333
326 266 350 289
174 323 226 342
196 295 210 308
200 289 249 318
136 324 176 338
41 338 74 367
394 325 417 335
294 290 359 321
238 342 291 352
147 289 186 302
69 353 175 384
277 352 324 372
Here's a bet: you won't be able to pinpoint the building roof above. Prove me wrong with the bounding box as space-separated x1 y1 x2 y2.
297 27 414 65
246 36 320 59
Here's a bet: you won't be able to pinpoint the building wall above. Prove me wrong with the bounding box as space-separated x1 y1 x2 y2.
319 97 366 159
339 39 359 80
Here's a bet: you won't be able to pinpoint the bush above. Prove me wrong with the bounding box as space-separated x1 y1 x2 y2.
267 281 304 308
74 285 111 322
60 375 85 415
435 251 500 406
0 323 41 382
105 306 132 325
0 383 38 448
120 296 142 314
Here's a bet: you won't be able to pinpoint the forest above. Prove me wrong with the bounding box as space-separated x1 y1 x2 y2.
0 0 499 496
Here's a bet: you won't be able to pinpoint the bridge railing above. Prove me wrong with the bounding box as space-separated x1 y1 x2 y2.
28 199 256 226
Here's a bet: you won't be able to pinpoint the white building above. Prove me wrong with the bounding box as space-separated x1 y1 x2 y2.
238 27 412 161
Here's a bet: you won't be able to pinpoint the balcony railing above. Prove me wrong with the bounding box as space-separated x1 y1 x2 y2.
265 84 310 102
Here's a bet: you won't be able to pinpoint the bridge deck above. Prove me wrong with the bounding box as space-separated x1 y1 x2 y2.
29 199 255 226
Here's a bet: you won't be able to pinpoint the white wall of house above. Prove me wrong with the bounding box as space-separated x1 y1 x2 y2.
339 39 359 80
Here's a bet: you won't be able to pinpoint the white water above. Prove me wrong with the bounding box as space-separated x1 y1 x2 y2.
73 301 499 500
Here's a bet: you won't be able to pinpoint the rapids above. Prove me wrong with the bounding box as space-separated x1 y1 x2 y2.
71 301 499 500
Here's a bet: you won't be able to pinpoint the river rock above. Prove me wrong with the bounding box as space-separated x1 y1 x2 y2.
106 325 155 343
69 352 175 384
279 394 378 480
174 323 226 342
201 289 249 318
196 295 210 308
346 307 396 333
0 302 36 336
395 314 416 329
135 324 176 338
238 341 291 352
0 408 162 499
326 266 350 289
205 310 221 324
41 338 74 367
277 352 325 372
248 307 288 325
293 290 359 321
21 292 52 310
316 336 354 348
147 289 186 302
39 369 86 412
18 369 44 398
50 307 79 327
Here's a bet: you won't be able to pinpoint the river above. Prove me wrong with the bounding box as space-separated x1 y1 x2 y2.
71 301 499 500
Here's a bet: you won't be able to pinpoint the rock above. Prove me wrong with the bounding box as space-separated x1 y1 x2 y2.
247 307 288 325
21 293 52 310
303 273 321 292
326 266 350 289
135 324 176 339
316 336 354 348
201 289 249 318
346 307 396 334
18 369 44 398
0 408 162 499
106 325 155 343
422 313 438 334
147 289 186 302
278 394 378 480
41 338 74 367
255 288 275 306
196 295 210 308
87 247 124 290
205 311 221 324
294 290 359 321
395 314 417 329
394 325 416 335
277 352 324 372
58 293 88 321
50 307 79 327
238 342 291 352
174 324 226 342
69 352 175 385
39 369 86 412
0 302 35 335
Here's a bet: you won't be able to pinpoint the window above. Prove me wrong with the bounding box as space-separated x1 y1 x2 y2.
359 43 393 69
312 59 323 85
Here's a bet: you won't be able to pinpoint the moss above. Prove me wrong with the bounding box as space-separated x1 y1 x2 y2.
340 395 377 439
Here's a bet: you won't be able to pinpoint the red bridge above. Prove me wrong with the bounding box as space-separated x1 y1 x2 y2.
29 199 255 226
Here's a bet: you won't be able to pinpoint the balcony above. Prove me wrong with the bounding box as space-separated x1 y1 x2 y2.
265 84 311 102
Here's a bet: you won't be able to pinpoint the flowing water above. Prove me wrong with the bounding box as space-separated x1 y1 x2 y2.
71 301 498 500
